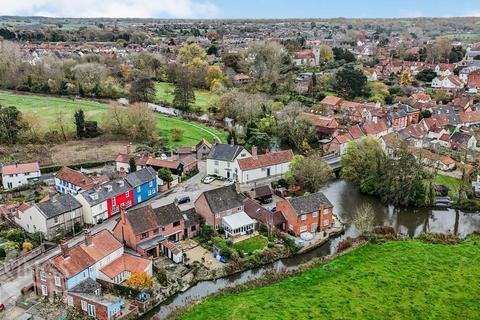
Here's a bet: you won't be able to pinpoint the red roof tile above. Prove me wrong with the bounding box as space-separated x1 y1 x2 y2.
2 162 39 175
99 254 151 279
237 150 294 171
55 167 94 190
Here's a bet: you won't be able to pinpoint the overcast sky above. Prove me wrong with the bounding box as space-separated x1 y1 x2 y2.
1 0 480 19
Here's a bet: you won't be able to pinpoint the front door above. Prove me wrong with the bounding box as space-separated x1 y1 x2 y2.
266 168 271 176
226 171 230 179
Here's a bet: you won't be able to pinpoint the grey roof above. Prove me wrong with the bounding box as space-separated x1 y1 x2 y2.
137 235 166 250
182 207 201 228
80 178 132 206
69 278 101 295
36 193 82 219
289 192 333 215
207 144 245 162
432 106 461 126
124 166 156 187
126 203 183 235
202 185 247 214
388 109 408 119
450 132 473 145
396 103 418 114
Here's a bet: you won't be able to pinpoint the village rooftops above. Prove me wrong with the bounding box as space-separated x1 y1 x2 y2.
237 149 294 171
36 193 82 219
202 185 247 214
80 178 132 206
288 192 333 215
2 162 40 175
55 167 94 190
124 167 157 187
125 203 184 235
207 143 245 162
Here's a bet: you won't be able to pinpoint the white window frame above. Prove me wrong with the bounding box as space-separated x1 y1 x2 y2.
324 208 329 215
299 225 307 232
54 276 61 287
215 213 220 219
312 211 318 218
301 214 307 221
40 271 47 281
323 219 330 226
41 285 48 296
67 295 73 306
81 300 87 311
137 186 141 192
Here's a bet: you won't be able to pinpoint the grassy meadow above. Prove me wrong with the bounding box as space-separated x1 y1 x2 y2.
154 82 214 112
0 91 225 147
183 237 480 320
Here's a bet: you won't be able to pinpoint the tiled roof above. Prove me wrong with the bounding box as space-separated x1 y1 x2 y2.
320 96 343 106
36 193 82 219
124 167 156 187
2 162 39 175
146 158 180 169
362 120 389 135
302 113 338 128
459 111 480 124
125 203 183 235
202 185 246 214
195 139 212 151
348 125 365 140
243 198 286 226
237 150 294 171
55 167 94 190
99 253 151 279
288 192 333 215
207 144 245 162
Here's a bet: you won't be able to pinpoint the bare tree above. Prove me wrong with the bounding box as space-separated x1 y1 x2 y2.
352 203 375 233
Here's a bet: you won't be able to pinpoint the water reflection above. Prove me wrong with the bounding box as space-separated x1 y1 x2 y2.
148 180 480 319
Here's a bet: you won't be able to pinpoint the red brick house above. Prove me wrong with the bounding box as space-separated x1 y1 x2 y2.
276 192 334 236
194 185 247 229
113 204 199 262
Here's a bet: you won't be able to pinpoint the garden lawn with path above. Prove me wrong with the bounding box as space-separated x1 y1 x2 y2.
154 82 214 112
0 91 225 148
182 237 480 320
233 235 268 255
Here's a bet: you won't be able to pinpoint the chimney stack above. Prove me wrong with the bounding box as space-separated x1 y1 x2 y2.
60 240 69 258
126 143 132 155
252 146 258 159
84 229 92 246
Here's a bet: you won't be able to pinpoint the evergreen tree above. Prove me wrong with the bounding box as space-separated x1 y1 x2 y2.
173 70 195 112
74 109 86 138
129 157 137 172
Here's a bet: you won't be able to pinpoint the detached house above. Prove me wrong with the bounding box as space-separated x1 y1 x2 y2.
113 203 199 262
276 192 334 236
2 162 41 190
15 194 83 240
195 185 247 229
235 147 294 183
124 167 158 205
206 143 251 180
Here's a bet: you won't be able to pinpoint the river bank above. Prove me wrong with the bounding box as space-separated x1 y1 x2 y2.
178 234 480 320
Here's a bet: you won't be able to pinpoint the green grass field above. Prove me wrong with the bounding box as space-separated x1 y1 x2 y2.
233 236 268 254
155 82 214 112
434 174 461 198
0 91 225 147
183 237 480 320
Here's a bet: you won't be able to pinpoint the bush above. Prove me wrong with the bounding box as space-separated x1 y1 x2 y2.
418 232 459 244
337 237 355 253
156 268 168 286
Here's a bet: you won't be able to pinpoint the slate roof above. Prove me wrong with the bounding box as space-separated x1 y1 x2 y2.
79 178 131 206
124 167 156 187
36 193 82 219
182 207 201 228
69 278 101 295
253 185 273 199
202 185 247 214
243 198 286 226
289 192 333 215
207 144 245 162
125 203 183 235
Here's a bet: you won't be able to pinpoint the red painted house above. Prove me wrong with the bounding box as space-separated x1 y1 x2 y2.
105 179 133 218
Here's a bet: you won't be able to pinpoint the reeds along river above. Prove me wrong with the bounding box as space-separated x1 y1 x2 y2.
146 180 480 319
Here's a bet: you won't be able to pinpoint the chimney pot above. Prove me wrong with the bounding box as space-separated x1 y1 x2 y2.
84 229 92 246
252 146 258 159
60 240 69 258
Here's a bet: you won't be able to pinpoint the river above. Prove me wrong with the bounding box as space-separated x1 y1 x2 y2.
146 180 480 319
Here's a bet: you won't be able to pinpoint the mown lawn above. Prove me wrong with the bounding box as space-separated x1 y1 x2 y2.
233 235 268 254
435 174 461 198
154 82 214 112
0 91 225 147
183 237 480 320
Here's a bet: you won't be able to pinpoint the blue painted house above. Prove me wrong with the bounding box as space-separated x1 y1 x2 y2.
124 166 158 205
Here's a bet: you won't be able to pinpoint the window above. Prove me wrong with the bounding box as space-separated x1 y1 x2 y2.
299 225 307 232
111 197 116 206
161 226 165 231
67 296 73 306
214 160 219 165
301 214 307 221
215 213 220 219
125 191 129 198
173 221 180 227
40 271 47 282
54 276 61 287
140 232 149 240
137 186 141 192
53 217 59 224
149 181 153 187
87 304 96 317
226 209 232 215
288 224 293 230
111 206 119 214
324 219 330 226
324 208 329 215
81 300 88 311
312 211 318 218
126 200 132 207
138 196 142 203
191 225 196 231
41 285 48 296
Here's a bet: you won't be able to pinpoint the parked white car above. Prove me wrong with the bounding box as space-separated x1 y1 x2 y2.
203 176 216 184
224 179 235 186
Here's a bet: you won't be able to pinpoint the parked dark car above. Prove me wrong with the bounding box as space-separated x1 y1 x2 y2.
177 196 191 204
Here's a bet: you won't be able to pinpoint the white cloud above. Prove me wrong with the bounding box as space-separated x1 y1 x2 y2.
0 0 219 18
